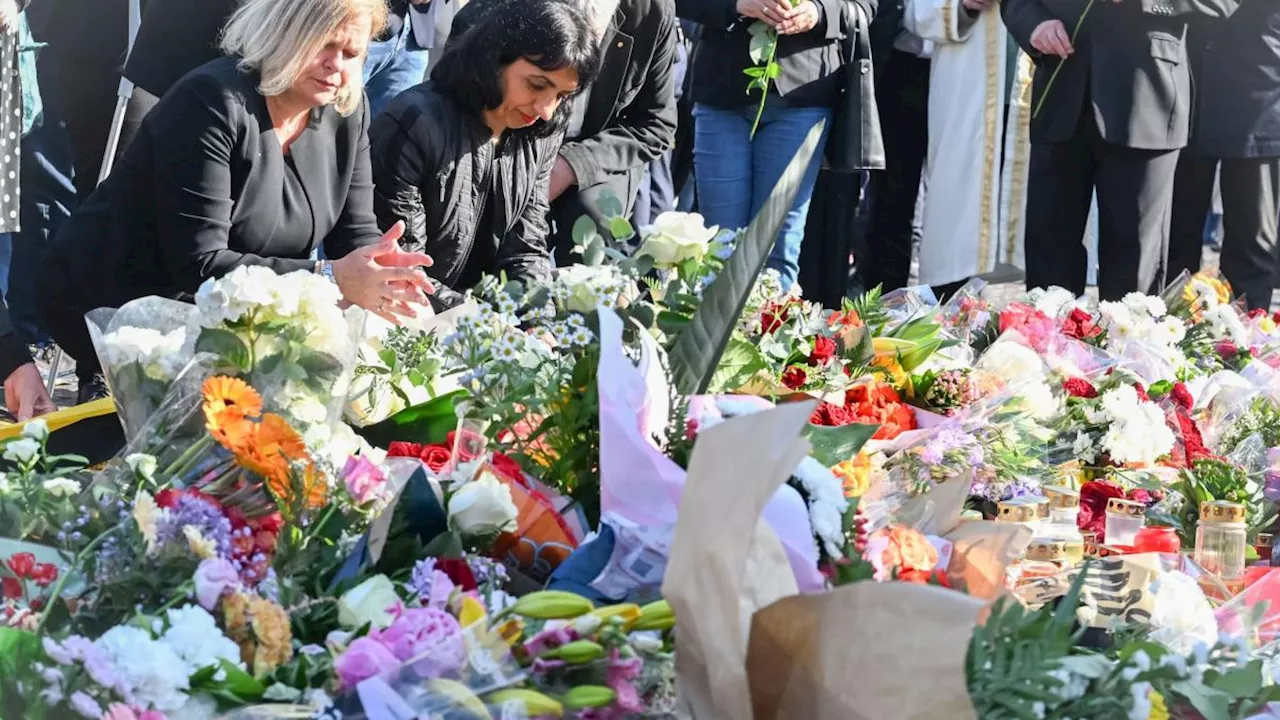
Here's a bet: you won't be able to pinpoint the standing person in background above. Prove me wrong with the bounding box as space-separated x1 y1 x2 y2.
678 0 872 291
455 0 678 262
1002 0 1238 300
1167 3 1280 311
632 18 691 227
858 0 927 294
363 0 433 118
905 0 1033 298
31 0 129 203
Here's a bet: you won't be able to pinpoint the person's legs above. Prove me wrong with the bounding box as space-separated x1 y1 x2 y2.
46 54 118 200
1217 157 1280 311
749 104 831 289
862 50 930 293
1023 127 1094 296
363 22 430 119
691 103 753 240
1093 134 1180 300
1166 149 1216 280
115 86 161 161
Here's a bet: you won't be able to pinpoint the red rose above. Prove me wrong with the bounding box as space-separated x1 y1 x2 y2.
490 452 525 484
420 444 453 473
808 336 838 366
1 577 20 599
1216 340 1239 360
5 553 34 579
1133 383 1150 403
1062 378 1099 399
1170 382 1194 411
1079 481 1125 539
781 365 807 390
1061 307 1102 340
30 563 57 588
387 441 428 459
155 488 181 509
435 557 479 591
762 302 791 334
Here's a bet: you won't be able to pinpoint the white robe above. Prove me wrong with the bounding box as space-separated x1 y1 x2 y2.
904 0 1033 286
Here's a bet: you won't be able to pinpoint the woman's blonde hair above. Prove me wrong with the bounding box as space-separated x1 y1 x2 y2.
221 0 389 116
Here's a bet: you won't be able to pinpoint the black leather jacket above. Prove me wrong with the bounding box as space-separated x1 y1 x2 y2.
369 82 556 306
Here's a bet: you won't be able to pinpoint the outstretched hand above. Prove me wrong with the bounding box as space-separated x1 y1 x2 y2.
5 363 56 421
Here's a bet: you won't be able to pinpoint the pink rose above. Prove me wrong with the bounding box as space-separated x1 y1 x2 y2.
334 637 401 688
193 558 240 611
342 456 387 506
372 607 466 680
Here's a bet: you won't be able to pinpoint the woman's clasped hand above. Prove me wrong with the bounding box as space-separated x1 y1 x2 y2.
331 221 437 324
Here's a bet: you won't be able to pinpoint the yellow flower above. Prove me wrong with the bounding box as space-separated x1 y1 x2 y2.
871 354 912 396
133 490 161 555
1262 317 1277 333
222 592 294 677
183 525 217 560
1147 690 1169 720
832 453 872 498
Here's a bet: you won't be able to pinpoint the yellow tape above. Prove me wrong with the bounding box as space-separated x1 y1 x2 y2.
0 398 118 440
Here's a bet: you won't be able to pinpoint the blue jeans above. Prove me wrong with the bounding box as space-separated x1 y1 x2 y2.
363 19 430 119
692 102 831 289
9 53 75 345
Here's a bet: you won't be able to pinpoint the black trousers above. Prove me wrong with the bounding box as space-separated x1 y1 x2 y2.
44 54 120 202
547 169 640 265
860 49 930 294
1169 153 1280 311
1023 109 1179 300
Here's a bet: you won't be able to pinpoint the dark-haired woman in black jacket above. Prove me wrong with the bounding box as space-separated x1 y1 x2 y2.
369 0 601 308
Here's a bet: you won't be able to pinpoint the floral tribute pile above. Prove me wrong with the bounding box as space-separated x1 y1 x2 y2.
10 204 1280 719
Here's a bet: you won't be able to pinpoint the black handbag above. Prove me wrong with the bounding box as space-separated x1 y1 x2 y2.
825 1 885 172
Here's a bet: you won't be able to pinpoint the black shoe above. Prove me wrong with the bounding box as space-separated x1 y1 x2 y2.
76 373 109 405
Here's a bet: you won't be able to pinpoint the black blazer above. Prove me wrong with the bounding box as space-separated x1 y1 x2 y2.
451 0 679 190
677 0 858 109
42 58 383 311
1192 2 1280 159
1002 0 1238 150
124 0 238 98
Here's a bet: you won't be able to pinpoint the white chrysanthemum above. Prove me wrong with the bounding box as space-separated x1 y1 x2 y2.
1025 286 1079 318
95 625 191 711
1019 380 1061 421
160 606 244 676
1122 292 1167 319
1098 386 1175 465
1071 431 1097 463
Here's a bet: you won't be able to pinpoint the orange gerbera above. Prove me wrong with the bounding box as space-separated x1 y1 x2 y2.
203 376 263 452
234 413 324 507
827 309 863 329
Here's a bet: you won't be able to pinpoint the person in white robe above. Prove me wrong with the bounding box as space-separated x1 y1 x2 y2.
904 0 1034 290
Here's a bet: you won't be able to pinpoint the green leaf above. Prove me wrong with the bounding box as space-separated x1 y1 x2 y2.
218 659 266 700
378 348 398 369
572 215 601 247
708 336 769 393
422 529 465 558
766 62 781 79
195 328 251 370
596 191 624 219
257 352 285 376
1210 660 1264 697
1171 681 1232 720
748 32 772 64
667 118 826 394
743 66 766 79
802 422 878 467
607 216 635 242
296 347 345 389
583 236 606 266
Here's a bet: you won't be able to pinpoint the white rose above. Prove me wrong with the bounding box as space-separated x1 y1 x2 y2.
126 453 158 481
4 437 41 465
337 575 400 630
447 471 518 536
637 212 718 268
21 419 48 442
42 478 80 498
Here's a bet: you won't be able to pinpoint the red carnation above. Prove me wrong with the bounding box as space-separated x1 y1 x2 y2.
1170 382 1194 411
1176 410 1212 463
808 336 838 367
810 402 853 427
435 557 479 591
5 552 34 579
1133 383 1150 403
781 365 807 390
1062 378 1099 399
1061 307 1102 341
29 563 57 588
1 577 20 599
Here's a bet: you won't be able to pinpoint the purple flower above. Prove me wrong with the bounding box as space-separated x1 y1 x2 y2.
919 445 943 465
606 650 644 714
194 558 240 610
372 607 467 680
523 624 579 657
69 691 103 719
406 558 456 610
467 556 508 586
155 495 232 558
334 637 401 688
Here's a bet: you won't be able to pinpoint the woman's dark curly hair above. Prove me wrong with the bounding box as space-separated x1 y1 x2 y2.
431 0 601 138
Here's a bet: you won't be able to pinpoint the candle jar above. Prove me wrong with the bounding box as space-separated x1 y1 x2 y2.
997 501 1040 529
1133 526 1181 555
1195 500 1247 582
1253 533 1273 567
1104 498 1146 547
1043 486 1084 566
1020 539 1068 581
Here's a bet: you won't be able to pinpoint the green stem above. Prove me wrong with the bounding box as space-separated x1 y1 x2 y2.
750 32 779 140
145 580 194 619
35 526 120 633
162 434 215 483
1031 0 1095 120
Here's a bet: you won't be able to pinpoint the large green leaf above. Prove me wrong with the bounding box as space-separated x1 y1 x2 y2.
667 119 826 394
353 390 463 448
801 422 878 466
